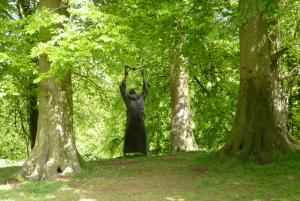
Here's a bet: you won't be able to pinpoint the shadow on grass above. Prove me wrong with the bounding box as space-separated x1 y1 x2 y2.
0 151 300 201
0 166 20 184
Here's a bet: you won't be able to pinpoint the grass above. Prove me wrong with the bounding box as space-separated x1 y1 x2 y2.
0 151 300 201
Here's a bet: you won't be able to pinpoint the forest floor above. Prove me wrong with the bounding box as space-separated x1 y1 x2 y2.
0 151 300 201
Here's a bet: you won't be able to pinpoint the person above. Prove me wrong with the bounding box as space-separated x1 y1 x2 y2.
120 67 149 156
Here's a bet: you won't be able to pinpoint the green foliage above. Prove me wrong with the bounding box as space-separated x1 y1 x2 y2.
1 0 240 159
276 0 300 138
0 0 14 19
0 3 37 160
290 81 300 138
0 0 299 161
0 98 29 160
25 8 68 35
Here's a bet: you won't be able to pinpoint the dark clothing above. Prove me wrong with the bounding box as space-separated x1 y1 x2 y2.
120 79 149 155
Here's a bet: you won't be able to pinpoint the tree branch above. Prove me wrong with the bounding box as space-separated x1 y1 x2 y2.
16 100 30 156
282 65 300 81
73 71 108 99
292 21 299 39
271 47 288 63
16 0 24 19
73 72 102 89
193 76 210 97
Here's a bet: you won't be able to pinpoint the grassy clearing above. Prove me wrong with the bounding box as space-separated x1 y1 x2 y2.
0 152 300 201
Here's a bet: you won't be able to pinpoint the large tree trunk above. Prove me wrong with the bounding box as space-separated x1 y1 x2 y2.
222 0 298 161
170 36 198 152
19 0 81 180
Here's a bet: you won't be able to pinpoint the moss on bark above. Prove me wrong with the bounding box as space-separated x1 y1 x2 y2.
222 0 299 162
18 0 81 180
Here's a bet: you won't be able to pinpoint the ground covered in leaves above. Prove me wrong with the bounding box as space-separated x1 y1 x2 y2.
1 152 300 201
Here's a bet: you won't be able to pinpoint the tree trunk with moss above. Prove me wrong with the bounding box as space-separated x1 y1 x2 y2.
19 0 81 180
222 0 299 161
170 35 198 152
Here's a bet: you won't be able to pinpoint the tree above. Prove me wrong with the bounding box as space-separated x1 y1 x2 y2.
222 0 299 161
19 0 81 180
100 0 237 153
0 0 39 155
170 31 198 152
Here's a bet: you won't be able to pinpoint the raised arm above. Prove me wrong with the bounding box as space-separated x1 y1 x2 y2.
120 67 128 100
141 69 149 98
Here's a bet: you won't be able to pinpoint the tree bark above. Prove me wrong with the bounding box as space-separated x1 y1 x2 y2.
19 0 81 180
222 0 299 161
170 35 198 152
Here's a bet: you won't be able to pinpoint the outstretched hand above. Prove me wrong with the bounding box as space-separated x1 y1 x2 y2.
124 66 129 77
